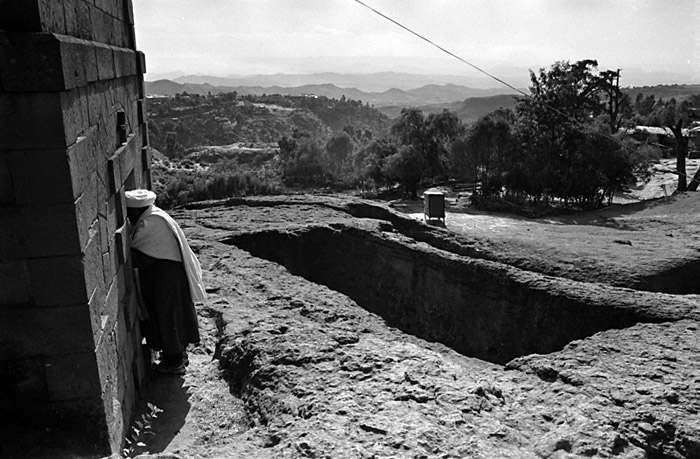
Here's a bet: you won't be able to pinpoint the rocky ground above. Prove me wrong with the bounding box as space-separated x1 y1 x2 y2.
120 187 700 459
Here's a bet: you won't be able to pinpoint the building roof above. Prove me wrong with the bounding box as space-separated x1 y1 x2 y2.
627 126 692 137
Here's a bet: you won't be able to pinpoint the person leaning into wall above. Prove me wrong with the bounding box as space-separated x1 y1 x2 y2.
125 189 207 375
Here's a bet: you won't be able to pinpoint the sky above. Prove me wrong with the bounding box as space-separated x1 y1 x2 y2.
132 0 700 86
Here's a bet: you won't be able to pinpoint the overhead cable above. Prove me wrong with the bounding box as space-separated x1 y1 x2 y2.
352 0 693 182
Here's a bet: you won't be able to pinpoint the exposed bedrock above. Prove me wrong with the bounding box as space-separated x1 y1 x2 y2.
171 198 700 458
224 224 700 364
196 238 700 459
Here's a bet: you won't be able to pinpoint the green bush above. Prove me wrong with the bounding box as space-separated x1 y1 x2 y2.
156 169 282 208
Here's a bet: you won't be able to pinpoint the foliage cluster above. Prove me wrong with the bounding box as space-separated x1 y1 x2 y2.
153 157 282 209
150 61 699 210
147 92 390 158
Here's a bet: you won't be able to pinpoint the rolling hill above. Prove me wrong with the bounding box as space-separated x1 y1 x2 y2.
145 79 519 108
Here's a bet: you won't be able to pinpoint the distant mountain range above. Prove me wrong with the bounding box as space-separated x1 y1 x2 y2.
170 72 517 92
145 73 700 122
145 77 520 108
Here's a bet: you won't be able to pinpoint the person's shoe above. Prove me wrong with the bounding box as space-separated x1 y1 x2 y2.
153 360 186 375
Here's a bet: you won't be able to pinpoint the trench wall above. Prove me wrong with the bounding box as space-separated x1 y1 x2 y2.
229 226 676 365
0 1 150 455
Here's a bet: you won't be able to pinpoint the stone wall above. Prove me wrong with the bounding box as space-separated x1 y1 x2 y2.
0 0 150 455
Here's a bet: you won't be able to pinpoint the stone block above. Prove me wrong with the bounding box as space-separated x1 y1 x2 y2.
82 223 104 300
115 224 129 266
75 178 100 250
105 194 118 243
0 208 23 260
0 33 63 91
1 204 82 259
68 132 99 199
0 355 47 402
0 33 100 92
117 134 137 182
125 23 136 50
96 176 109 243
62 88 90 148
76 0 94 41
95 110 117 161
7 149 74 205
64 0 94 41
87 287 104 342
80 45 99 86
0 260 30 304
90 6 111 44
102 250 114 288
37 0 67 33
59 36 96 88
93 0 111 15
113 48 137 78
0 92 64 150
27 255 88 306
116 300 130 359
107 231 120 275
24 204 82 258
94 42 115 81
63 0 80 41
113 16 125 48
124 0 135 24
0 88 89 149
86 83 105 126
0 304 94 359
0 156 14 204
45 352 101 401
100 277 119 335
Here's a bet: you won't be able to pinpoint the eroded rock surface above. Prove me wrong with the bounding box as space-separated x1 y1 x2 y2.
138 195 700 458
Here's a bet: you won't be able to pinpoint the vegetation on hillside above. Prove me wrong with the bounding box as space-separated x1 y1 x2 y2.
148 63 699 211
147 92 390 157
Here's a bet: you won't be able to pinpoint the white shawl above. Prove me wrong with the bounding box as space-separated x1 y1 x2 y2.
131 205 207 303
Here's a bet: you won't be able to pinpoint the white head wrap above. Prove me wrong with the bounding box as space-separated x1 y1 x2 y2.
125 189 156 208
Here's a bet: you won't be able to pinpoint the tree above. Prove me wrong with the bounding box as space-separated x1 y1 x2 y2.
325 131 354 178
599 69 631 133
510 60 645 207
384 145 425 199
644 96 699 192
352 139 396 192
464 114 515 196
277 132 325 186
390 108 464 183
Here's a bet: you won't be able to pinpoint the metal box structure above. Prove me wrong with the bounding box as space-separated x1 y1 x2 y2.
424 191 445 223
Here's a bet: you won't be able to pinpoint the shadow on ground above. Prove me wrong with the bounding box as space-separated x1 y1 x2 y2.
142 374 191 453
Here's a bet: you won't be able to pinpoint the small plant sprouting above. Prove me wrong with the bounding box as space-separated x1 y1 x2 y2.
121 402 164 458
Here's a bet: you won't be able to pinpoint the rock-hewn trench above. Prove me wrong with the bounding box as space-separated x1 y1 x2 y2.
171 197 700 458
223 223 693 365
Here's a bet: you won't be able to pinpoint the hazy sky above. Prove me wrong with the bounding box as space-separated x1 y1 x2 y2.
133 0 699 85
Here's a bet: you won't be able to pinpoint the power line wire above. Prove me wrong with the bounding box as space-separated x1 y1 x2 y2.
352 0 694 183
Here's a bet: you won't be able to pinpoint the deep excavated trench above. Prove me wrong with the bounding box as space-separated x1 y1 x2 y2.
222 223 688 365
